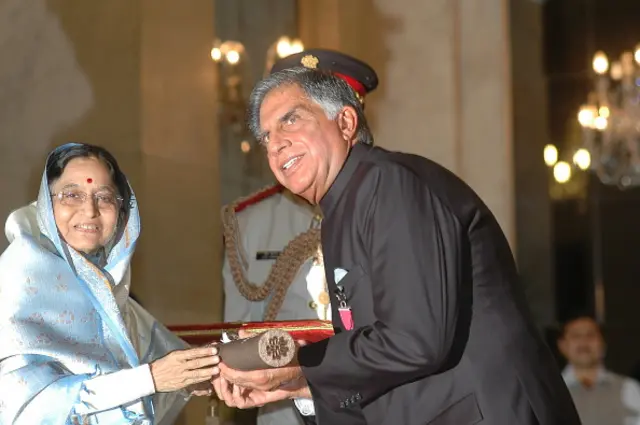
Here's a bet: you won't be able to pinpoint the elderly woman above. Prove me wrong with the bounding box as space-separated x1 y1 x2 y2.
0 143 219 424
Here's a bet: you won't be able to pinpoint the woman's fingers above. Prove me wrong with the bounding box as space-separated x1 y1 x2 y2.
186 367 219 383
178 346 217 361
151 347 219 393
185 355 220 370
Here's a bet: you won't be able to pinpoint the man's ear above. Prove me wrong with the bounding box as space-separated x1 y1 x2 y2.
337 106 358 144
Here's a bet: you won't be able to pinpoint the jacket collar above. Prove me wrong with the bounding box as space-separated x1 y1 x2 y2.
319 142 373 218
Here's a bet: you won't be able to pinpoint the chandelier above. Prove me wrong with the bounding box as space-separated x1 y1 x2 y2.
576 44 640 188
209 36 304 154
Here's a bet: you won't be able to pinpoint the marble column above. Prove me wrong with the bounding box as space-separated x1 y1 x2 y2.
509 0 554 327
298 0 554 325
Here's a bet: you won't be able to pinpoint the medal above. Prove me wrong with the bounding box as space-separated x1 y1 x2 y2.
335 286 354 330
318 291 330 305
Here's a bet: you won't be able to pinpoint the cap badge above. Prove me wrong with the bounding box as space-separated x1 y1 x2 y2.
301 55 319 69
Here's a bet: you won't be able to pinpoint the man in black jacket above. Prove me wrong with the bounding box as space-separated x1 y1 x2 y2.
213 65 581 425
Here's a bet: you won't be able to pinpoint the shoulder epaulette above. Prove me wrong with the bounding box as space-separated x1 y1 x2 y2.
233 184 284 213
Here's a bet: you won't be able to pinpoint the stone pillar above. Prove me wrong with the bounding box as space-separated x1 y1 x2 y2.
509 0 554 327
298 0 554 326
0 0 220 422
136 0 220 326
136 1 220 418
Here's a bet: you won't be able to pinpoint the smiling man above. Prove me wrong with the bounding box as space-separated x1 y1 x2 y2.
214 67 581 425
221 49 378 425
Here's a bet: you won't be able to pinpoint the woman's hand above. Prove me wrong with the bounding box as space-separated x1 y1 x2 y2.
150 346 219 393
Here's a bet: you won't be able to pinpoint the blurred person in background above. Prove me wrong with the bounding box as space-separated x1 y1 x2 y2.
559 313 640 425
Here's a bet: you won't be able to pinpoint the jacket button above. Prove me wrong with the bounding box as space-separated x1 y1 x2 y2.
309 301 317 310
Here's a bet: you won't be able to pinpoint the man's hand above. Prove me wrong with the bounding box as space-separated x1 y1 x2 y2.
213 373 311 409
213 375 291 409
219 330 307 391
212 330 312 409
218 362 303 391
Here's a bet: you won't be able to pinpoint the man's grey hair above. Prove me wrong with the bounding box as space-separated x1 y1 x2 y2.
247 67 374 146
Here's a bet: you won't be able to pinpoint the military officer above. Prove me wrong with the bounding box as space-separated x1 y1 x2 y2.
221 49 378 425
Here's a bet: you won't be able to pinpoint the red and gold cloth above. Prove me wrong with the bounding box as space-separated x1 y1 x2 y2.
167 319 334 346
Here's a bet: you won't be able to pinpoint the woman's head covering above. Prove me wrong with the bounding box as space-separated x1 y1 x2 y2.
36 142 140 271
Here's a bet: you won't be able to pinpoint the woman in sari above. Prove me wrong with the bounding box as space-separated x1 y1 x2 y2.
0 143 219 424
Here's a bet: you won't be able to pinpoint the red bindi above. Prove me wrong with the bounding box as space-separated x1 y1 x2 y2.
86 178 93 183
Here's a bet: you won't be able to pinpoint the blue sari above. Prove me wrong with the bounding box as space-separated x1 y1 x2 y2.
0 145 187 424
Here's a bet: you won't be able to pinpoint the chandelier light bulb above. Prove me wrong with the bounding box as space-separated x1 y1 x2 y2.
635 44 640 65
610 61 623 80
577 106 596 128
573 149 591 170
290 39 304 55
553 161 572 184
276 36 292 58
543 144 558 167
592 51 609 75
598 106 610 118
594 116 608 131
211 47 222 62
226 50 240 65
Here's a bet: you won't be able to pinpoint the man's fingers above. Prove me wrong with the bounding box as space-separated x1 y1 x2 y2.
232 385 253 409
218 362 240 381
212 377 224 401
219 377 236 407
219 362 257 381
232 384 242 399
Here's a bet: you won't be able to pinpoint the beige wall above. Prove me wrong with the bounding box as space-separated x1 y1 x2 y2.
0 0 221 321
299 0 516 248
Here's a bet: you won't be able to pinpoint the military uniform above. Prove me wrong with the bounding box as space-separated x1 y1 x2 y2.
221 49 378 425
